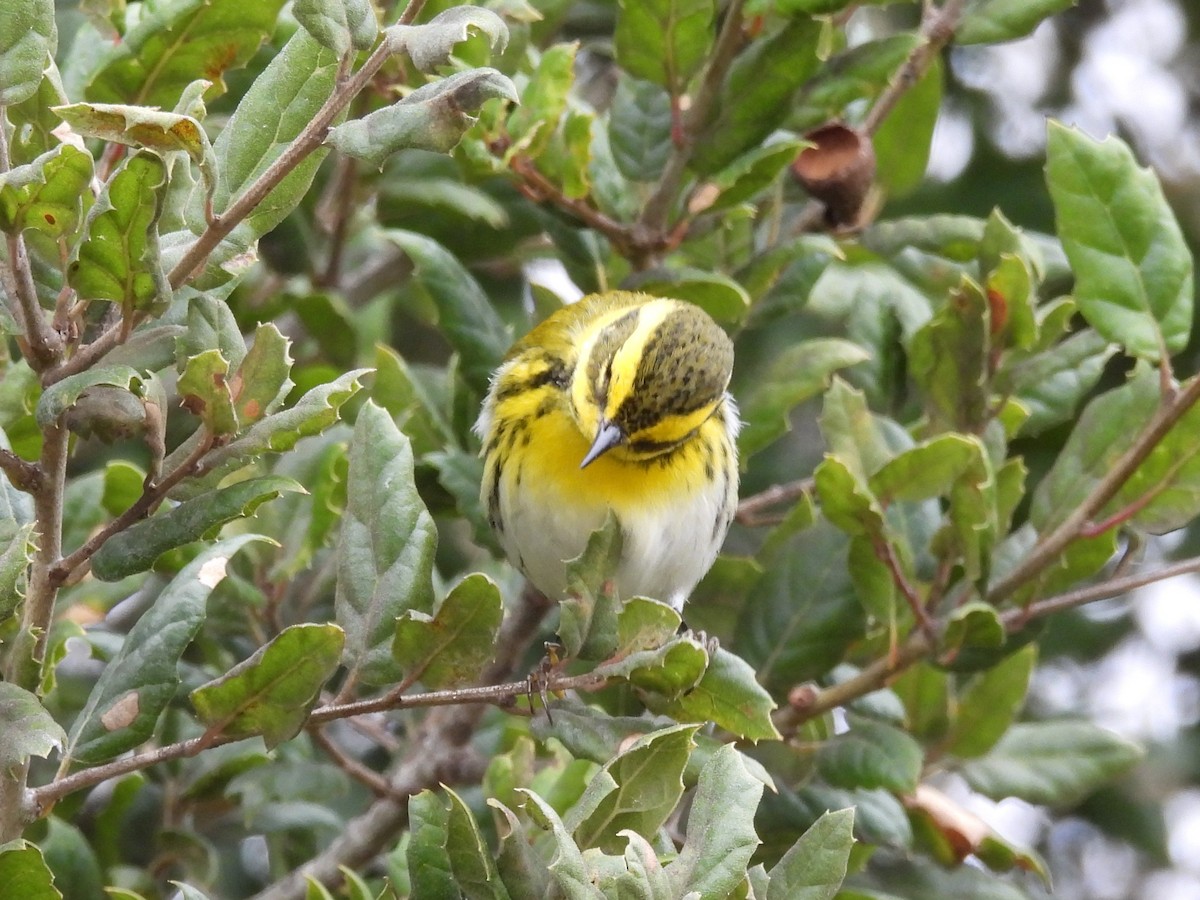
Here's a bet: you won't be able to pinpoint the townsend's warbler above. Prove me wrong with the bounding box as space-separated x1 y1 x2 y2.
475 291 740 612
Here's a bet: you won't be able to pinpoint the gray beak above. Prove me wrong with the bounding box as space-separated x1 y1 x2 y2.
580 420 624 468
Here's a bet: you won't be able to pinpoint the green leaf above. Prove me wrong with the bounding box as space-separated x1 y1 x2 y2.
909 277 990 432
608 75 672 182
515 790 600 898
383 230 511 393
665 744 764 897
814 455 884 537
736 519 863 691
939 602 1005 666
614 0 714 95
595 633 709 696
701 137 806 213
327 68 517 169
960 720 1142 806
792 35 920 130
872 56 941 197
506 42 576 159
416 788 507 899
0 682 66 770
997 329 1115 437
294 0 378 56
817 714 923 793
693 18 821 175
177 349 237 434
868 434 981 504
67 535 266 764
1045 122 1193 361
35 365 145 428
70 151 169 312
386 7 509 73
567 724 698 852
767 808 855 900
406 791 457 898
630 268 750 323
559 512 623 661
234 323 294 427
1095 372 1200 535
187 369 368 491
6 63 69 166
393 572 503 689
211 28 339 241
736 339 869 461
958 0 1075 45
946 645 1036 758
336 403 437 686
0 840 60 900
0 144 92 238
1030 365 1156 534
0 0 56 106
191 623 344 749
85 0 287 108
0 523 33 622
179 293 247 372
91 476 302 581
656 647 780 741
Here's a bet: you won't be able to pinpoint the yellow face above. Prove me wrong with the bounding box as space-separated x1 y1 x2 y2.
567 296 734 466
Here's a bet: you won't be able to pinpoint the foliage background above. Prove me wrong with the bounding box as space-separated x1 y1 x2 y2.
2 0 1200 898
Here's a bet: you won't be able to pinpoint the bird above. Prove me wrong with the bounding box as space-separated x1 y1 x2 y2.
475 290 740 613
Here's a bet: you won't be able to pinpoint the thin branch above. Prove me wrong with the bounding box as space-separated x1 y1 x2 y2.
509 156 653 261
165 33 401 292
0 112 63 371
735 477 812 526
777 554 1200 735
640 0 748 234
43 317 133 387
0 449 41 494
48 432 215 586
310 727 401 799
1001 554 1200 626
861 0 967 137
988 375 1200 604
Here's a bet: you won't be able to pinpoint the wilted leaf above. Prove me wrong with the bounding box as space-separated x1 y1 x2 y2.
327 69 517 169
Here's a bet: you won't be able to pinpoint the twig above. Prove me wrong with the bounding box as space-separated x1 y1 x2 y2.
48 432 215 586
639 0 748 234
509 156 654 261
165 27 404 292
861 0 967 137
0 449 41 494
735 477 813 526
0 115 63 371
250 582 556 900
777 553 1200 735
43 312 144 387
988 375 1200 604
310 726 401 799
